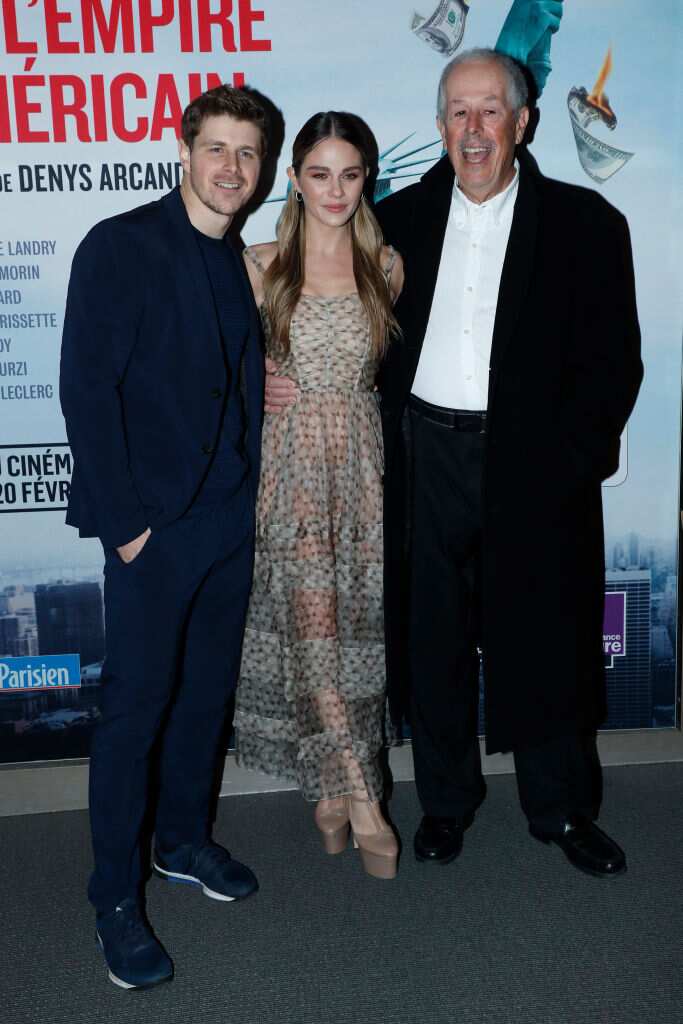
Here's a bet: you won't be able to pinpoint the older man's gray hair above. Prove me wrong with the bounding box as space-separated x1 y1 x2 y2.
436 47 529 123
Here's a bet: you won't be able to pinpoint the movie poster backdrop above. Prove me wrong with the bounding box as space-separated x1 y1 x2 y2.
0 0 680 763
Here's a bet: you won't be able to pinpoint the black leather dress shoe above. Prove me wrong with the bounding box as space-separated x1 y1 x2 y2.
529 817 627 878
414 814 473 864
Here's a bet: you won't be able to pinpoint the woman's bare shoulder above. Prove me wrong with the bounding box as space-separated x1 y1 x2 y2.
381 244 404 302
243 240 278 274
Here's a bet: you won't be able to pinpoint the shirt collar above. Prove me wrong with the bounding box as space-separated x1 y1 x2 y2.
451 161 519 228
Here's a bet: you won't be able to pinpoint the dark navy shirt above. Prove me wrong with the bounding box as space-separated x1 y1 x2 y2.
192 227 250 504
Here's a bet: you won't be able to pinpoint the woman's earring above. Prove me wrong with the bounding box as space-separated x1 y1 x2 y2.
294 190 303 203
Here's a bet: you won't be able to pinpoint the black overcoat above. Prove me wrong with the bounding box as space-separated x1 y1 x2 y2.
376 156 643 754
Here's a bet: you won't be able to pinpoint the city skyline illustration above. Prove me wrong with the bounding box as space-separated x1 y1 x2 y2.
1 524 678 763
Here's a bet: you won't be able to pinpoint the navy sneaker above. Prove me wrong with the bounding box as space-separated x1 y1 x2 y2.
95 898 173 990
153 840 258 902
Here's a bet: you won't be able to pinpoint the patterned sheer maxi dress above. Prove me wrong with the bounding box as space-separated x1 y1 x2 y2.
234 248 394 802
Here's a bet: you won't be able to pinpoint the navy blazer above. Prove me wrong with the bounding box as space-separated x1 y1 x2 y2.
60 188 264 549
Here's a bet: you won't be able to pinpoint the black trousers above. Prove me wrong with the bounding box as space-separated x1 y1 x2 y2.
408 406 599 831
88 492 254 914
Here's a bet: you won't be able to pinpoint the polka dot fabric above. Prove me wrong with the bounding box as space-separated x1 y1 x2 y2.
234 249 389 802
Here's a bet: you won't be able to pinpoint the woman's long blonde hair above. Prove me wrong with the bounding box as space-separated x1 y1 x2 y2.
263 111 398 359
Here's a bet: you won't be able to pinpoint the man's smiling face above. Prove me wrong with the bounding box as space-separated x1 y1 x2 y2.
438 58 528 204
179 114 262 234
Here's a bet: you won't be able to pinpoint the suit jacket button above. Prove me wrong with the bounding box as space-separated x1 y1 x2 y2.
210 388 223 399
201 444 214 455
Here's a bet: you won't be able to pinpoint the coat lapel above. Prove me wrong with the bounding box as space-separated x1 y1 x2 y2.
230 238 262 351
161 188 221 358
232 237 265 477
487 165 539 405
408 156 454 355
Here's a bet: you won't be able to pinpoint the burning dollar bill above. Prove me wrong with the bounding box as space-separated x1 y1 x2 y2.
411 0 470 57
567 49 634 184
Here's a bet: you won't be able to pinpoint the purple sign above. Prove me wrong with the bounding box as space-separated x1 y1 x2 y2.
603 591 626 668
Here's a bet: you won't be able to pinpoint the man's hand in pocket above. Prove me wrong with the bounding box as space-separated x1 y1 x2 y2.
116 528 151 564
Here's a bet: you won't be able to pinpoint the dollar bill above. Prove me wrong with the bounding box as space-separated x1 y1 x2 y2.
567 88 634 184
412 0 470 57
568 87 616 132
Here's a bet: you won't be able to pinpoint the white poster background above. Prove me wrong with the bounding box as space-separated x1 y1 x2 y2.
0 0 680 755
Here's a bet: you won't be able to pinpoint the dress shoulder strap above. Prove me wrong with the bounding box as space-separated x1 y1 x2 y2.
244 246 266 274
382 244 397 283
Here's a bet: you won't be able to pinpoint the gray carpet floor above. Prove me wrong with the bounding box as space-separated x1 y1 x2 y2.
2 764 683 1024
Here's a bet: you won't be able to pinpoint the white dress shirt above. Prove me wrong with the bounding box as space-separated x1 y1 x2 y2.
410 165 519 411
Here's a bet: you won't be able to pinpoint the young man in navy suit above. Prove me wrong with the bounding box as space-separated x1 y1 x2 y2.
60 85 267 990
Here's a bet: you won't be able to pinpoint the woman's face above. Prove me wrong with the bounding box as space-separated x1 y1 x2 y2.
288 136 367 228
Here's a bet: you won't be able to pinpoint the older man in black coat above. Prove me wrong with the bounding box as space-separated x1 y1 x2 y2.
376 48 642 875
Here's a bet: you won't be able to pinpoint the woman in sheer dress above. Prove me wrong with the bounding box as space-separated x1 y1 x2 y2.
234 111 403 879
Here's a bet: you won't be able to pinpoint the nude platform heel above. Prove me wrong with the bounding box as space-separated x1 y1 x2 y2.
314 797 351 854
348 795 399 879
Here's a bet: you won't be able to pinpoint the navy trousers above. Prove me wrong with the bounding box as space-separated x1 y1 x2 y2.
88 493 254 914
